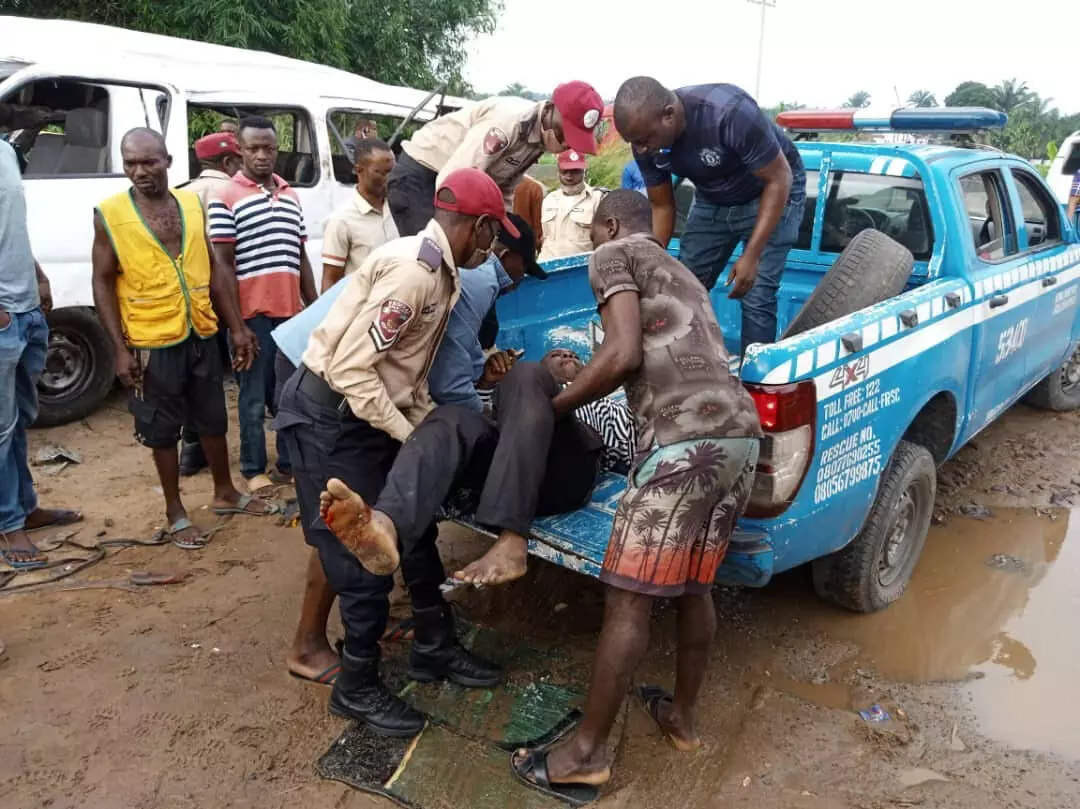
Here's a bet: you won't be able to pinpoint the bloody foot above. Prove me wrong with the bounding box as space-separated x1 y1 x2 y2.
318 478 400 576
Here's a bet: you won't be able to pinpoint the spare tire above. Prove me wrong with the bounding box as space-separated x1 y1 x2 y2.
782 229 914 339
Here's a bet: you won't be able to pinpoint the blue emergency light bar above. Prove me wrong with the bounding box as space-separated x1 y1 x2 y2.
776 107 1007 133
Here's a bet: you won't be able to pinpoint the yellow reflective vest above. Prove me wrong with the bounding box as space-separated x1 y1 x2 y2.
96 188 218 348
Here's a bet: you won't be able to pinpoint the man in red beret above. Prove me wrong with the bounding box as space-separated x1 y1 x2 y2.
182 132 243 208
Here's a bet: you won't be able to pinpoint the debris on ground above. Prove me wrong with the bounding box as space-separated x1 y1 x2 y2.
897 767 950 788
959 504 992 519
859 704 891 723
985 553 1027 573
34 445 83 465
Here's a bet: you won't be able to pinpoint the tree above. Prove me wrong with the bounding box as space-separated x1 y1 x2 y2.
944 81 997 109
907 89 937 108
501 82 529 98
0 0 500 91
843 91 871 109
991 78 1032 115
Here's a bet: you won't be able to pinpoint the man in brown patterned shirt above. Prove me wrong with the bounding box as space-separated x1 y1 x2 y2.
512 190 763 803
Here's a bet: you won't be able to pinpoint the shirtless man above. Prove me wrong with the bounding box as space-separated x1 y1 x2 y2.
92 128 275 548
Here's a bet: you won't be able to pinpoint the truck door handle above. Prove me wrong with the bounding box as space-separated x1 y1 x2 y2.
1042 276 1058 287
989 295 1009 309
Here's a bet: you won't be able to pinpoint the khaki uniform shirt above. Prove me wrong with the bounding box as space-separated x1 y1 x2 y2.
402 97 546 209
513 175 545 251
183 169 232 208
302 220 460 443
538 184 604 261
321 191 399 276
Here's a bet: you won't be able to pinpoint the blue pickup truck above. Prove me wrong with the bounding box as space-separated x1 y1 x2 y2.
456 108 1080 613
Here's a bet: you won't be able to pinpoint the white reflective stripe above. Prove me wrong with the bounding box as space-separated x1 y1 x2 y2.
916 301 931 322
861 321 880 348
869 156 889 174
885 158 909 176
816 341 838 367
930 297 943 318
795 350 815 377
761 359 793 385
880 316 899 340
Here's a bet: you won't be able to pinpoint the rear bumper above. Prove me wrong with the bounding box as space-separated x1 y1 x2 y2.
716 528 775 587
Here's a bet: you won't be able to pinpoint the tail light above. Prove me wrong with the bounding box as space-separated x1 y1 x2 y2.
743 380 816 518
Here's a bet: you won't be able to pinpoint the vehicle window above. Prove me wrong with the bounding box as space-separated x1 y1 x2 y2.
327 110 415 184
187 105 319 188
959 171 1016 262
820 171 933 260
1011 169 1061 249
4 79 121 178
1063 143 1080 176
794 169 820 250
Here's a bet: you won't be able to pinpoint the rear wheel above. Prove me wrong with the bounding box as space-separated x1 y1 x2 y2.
1023 344 1080 412
35 307 116 427
811 441 935 613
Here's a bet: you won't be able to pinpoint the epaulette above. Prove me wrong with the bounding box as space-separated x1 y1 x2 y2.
416 237 443 272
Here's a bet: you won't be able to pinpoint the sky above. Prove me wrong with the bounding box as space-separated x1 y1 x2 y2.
465 0 1080 114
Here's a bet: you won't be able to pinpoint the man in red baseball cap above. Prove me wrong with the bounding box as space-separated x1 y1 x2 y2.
538 148 606 260
181 131 242 208
273 166 508 737
388 81 605 237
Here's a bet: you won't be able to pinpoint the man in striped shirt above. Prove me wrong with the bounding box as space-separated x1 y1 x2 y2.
208 116 317 493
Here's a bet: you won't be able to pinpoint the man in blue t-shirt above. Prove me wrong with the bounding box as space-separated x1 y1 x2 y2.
613 77 806 355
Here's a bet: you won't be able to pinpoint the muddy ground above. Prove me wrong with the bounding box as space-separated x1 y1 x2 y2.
2 390 1080 809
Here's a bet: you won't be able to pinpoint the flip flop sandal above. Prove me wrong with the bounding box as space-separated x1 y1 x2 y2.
24 509 83 533
289 662 342 686
0 534 48 570
213 494 280 517
166 518 210 550
509 749 601 806
634 685 701 752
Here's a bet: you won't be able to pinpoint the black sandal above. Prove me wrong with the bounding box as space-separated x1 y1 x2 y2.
510 748 601 806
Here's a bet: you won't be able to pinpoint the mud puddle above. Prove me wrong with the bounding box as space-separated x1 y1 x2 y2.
769 508 1080 760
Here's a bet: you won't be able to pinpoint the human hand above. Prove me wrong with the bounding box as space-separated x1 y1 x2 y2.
0 309 9 331
38 279 53 314
115 350 142 388
230 327 259 372
480 349 520 386
725 254 759 299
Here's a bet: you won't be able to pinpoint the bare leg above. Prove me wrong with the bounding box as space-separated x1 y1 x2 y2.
201 433 271 514
150 445 202 546
518 587 653 785
652 592 715 750
318 478 400 576
287 550 340 679
453 529 528 586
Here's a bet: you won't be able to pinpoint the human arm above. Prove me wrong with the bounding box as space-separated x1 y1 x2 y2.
552 291 641 416
645 181 677 246
34 261 51 313
299 249 317 306
723 98 793 298
310 261 427 442
90 211 139 387
320 214 350 293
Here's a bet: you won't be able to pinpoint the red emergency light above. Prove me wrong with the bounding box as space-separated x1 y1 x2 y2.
776 107 1007 133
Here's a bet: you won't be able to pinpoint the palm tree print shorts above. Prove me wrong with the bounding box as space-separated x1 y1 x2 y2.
600 437 759 597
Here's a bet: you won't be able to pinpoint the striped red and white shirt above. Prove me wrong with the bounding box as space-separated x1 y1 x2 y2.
207 172 307 320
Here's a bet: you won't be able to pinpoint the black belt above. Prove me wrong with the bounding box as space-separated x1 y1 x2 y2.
297 365 347 412
396 151 437 179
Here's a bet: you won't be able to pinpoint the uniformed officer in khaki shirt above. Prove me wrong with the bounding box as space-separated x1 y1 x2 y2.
538 149 606 261
388 80 605 237
180 132 242 207
320 137 400 292
274 168 514 737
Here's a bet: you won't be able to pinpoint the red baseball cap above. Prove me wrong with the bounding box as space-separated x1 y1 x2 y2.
551 80 604 156
557 149 588 170
435 167 520 238
194 132 240 160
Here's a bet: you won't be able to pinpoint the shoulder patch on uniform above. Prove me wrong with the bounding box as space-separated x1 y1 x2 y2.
417 237 443 272
369 299 414 352
483 126 510 156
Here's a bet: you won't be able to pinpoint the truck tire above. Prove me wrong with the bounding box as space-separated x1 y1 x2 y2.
811 441 935 613
35 307 116 427
1022 344 1080 412
782 229 914 339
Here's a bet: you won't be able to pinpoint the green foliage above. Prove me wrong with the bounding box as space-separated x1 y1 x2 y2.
586 141 632 190
842 91 871 109
944 81 997 108
0 0 500 91
907 89 937 108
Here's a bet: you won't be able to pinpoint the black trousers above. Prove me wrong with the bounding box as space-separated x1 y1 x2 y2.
387 152 438 237
377 363 603 548
274 368 446 655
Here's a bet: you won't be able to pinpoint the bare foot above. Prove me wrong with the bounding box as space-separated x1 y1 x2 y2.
0 529 46 565
513 735 611 787
638 687 701 751
319 478 400 576
23 507 82 532
453 533 528 586
287 642 341 684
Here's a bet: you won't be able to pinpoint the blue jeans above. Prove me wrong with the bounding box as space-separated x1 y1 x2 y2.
679 195 804 354
0 308 48 532
234 314 291 478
